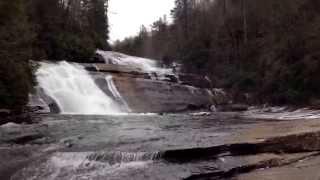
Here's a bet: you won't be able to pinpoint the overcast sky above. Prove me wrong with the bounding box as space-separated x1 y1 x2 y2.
108 0 175 43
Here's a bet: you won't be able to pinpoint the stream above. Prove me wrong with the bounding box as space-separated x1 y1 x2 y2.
0 112 263 180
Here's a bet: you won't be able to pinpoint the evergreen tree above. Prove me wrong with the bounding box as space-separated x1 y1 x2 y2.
0 0 112 112
28 0 111 61
0 0 35 112
88 0 110 50
113 0 320 105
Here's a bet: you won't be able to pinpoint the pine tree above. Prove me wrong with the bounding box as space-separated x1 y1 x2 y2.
0 0 35 112
87 0 110 50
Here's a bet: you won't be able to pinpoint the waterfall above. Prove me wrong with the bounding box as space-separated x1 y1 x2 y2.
105 75 132 112
96 50 173 74
36 61 123 115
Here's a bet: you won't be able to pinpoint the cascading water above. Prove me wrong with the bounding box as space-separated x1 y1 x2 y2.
96 50 173 74
105 75 132 112
36 61 123 115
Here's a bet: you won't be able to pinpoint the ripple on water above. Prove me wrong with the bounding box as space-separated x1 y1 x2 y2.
12 151 157 180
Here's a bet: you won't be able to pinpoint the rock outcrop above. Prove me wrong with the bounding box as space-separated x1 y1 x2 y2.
30 52 215 114
3 110 320 179
90 64 213 113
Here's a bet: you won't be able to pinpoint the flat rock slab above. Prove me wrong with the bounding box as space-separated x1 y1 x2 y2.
3 113 320 179
236 154 320 180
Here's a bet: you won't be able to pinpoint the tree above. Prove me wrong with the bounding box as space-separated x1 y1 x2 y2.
0 0 112 112
114 0 320 105
27 0 111 61
0 0 35 112
87 0 111 50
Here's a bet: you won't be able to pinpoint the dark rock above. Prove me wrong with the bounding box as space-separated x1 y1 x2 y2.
4 133 44 144
219 104 249 112
87 63 145 74
37 88 60 113
162 130 320 164
28 87 60 114
83 64 98 71
186 104 206 111
209 105 217 112
164 74 179 83
0 109 11 117
91 54 106 63
309 98 320 109
1 113 33 125
179 73 212 88
230 104 249 111
47 103 60 114
212 88 230 105
185 153 318 180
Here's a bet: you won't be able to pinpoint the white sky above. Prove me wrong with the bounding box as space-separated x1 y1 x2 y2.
108 0 175 42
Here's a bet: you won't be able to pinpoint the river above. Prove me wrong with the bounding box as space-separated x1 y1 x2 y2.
3 109 320 180
0 112 263 180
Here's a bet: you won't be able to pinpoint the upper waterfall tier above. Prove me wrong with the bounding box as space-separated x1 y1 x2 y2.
36 61 124 115
96 50 174 74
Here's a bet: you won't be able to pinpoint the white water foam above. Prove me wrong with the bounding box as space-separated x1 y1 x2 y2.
244 107 320 120
36 61 123 115
13 152 153 180
105 75 132 112
96 50 173 74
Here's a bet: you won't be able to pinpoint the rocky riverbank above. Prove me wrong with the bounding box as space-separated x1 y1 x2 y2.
0 109 37 125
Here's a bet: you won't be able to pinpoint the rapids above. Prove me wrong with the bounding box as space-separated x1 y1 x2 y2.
36 61 124 115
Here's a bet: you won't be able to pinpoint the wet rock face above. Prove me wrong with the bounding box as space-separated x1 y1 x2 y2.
28 87 60 114
178 74 212 89
113 77 212 113
92 72 213 113
87 63 214 113
31 62 214 113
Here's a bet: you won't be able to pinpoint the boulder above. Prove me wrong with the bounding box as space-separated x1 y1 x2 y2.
209 105 217 112
212 88 230 105
91 54 107 63
27 93 51 113
35 88 60 113
84 63 146 74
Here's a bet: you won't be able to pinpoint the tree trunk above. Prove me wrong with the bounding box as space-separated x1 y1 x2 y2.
242 0 248 44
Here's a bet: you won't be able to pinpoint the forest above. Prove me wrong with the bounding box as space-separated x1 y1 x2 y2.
3 1 320 178
0 0 110 112
114 0 320 105
2 0 320 113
